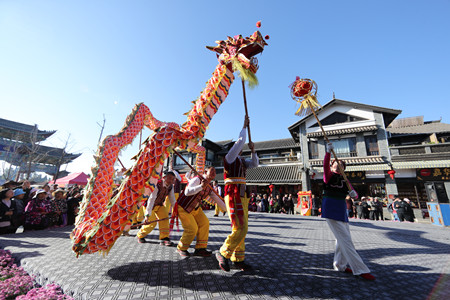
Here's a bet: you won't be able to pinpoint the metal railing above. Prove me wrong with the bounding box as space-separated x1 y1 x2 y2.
213 156 300 166
390 142 450 156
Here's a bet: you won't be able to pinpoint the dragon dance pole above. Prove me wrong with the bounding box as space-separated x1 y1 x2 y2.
130 217 170 229
241 79 253 144
290 77 352 191
172 149 224 201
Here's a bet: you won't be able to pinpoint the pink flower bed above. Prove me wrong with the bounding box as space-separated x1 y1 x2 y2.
0 249 73 300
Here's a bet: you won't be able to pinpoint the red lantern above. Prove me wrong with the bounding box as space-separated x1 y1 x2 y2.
420 169 431 177
387 169 396 179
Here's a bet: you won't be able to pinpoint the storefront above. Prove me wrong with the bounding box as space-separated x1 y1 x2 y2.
309 169 388 200
213 164 303 197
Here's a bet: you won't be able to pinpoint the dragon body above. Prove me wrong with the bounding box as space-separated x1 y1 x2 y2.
71 27 268 256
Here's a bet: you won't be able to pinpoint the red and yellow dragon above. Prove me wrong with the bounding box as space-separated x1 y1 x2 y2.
71 25 268 257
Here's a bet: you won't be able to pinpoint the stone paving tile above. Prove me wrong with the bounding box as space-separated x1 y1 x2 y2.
1 212 450 299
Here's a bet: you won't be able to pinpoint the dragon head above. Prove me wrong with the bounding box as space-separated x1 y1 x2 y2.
206 22 269 75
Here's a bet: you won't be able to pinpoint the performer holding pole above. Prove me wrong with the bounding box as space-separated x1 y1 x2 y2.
216 116 259 271
322 142 375 280
135 170 179 246
175 166 226 257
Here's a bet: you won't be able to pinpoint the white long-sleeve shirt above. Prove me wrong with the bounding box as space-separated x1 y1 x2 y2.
145 183 176 216
225 127 259 169
185 176 226 212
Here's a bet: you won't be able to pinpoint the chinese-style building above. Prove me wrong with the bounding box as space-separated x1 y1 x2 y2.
0 118 81 179
288 99 450 208
168 98 450 210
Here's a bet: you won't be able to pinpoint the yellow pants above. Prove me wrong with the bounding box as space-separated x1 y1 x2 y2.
136 205 170 240
134 206 145 224
177 206 209 251
219 194 249 262
164 192 178 213
215 204 220 215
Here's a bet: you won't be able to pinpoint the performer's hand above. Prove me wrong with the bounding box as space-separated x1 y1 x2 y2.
248 141 255 152
201 180 209 189
144 216 149 223
326 142 334 153
349 190 358 199
244 116 250 128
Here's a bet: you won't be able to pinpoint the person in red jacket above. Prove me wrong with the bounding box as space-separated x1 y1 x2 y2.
322 142 375 281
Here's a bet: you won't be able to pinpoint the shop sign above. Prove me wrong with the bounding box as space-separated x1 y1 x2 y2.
417 168 450 181
344 171 366 181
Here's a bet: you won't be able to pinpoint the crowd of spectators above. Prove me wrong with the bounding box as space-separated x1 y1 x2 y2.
0 180 84 235
248 193 296 214
1 178 419 235
344 195 416 222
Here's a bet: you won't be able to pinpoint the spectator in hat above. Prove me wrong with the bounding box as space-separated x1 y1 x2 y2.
13 189 26 214
24 189 52 230
0 188 19 234
13 189 27 227
50 189 68 227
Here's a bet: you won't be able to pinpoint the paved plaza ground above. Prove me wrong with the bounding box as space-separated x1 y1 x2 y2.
1 211 449 300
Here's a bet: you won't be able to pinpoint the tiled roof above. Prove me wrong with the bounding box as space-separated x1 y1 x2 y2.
0 140 81 165
387 122 450 135
311 164 391 172
307 125 378 137
392 160 450 169
310 156 385 166
215 164 302 184
242 138 299 152
288 99 402 132
0 118 56 137
214 140 233 146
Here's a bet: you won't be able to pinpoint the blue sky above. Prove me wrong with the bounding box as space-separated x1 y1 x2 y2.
1 1 449 174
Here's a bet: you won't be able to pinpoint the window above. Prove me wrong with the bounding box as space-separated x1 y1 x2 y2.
206 149 215 162
259 153 279 158
365 136 379 156
310 112 366 127
308 140 318 159
330 138 357 157
174 154 190 166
